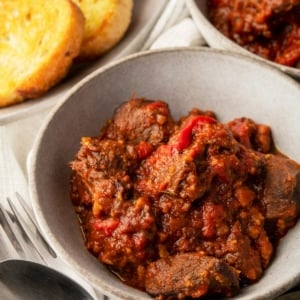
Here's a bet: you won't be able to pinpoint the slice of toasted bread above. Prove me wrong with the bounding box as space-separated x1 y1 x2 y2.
0 0 84 107
73 0 133 60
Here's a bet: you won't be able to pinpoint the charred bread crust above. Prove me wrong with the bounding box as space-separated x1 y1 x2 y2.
0 0 85 107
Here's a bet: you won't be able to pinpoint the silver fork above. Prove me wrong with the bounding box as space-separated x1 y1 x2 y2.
0 193 56 263
0 192 103 300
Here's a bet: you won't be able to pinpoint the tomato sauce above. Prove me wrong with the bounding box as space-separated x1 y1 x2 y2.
208 0 300 68
70 98 300 299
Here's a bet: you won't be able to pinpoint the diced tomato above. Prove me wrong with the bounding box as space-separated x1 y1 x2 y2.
136 141 153 160
94 218 120 237
146 101 166 110
175 115 217 151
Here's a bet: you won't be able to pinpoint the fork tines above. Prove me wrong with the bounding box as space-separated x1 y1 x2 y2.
0 192 56 264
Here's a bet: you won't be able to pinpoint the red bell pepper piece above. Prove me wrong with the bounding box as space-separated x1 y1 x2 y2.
136 141 153 160
175 115 217 151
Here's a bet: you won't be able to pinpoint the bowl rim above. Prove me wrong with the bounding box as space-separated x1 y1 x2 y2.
28 46 300 300
30 46 300 124
185 0 300 78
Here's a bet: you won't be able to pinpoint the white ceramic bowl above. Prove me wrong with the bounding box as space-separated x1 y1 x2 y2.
185 0 300 79
29 48 300 300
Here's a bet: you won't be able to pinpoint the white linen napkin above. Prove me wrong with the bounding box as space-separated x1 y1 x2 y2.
0 126 30 204
150 17 206 49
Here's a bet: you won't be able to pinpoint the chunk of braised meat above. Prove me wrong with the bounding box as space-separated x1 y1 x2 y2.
263 154 300 239
135 114 217 201
135 143 210 203
227 117 273 153
105 98 176 147
145 253 240 299
70 137 140 207
224 219 272 281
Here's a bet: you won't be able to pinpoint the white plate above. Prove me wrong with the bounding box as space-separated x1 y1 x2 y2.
0 0 168 125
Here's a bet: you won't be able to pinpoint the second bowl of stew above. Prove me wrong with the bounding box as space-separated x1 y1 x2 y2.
186 0 300 79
